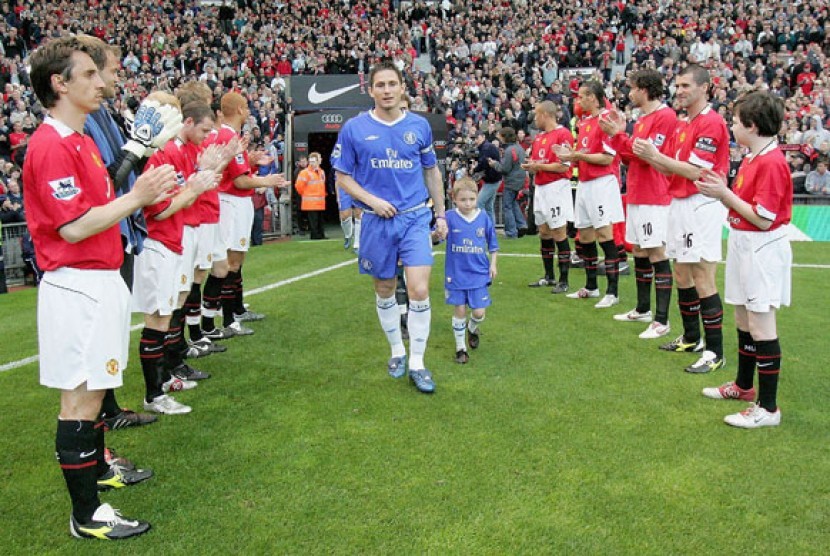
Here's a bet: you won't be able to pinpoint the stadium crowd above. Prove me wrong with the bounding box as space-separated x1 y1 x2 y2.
2 0 830 205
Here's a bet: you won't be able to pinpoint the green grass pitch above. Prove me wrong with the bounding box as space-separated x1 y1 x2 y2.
0 236 828 554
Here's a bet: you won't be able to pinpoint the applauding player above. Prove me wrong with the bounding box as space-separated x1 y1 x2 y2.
24 36 176 539
633 65 730 373
134 96 219 416
600 69 677 339
523 100 574 294
697 91 792 428
556 81 624 308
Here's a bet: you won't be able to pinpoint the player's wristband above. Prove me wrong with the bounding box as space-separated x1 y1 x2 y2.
435 215 446 220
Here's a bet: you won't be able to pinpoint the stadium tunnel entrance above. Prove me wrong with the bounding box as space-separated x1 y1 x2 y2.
288 109 448 236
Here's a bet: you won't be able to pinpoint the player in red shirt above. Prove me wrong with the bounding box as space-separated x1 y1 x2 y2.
24 36 176 540
203 92 285 338
522 100 574 294
696 91 792 429
556 80 624 308
600 69 678 339
134 97 219 416
171 81 235 356
633 64 730 374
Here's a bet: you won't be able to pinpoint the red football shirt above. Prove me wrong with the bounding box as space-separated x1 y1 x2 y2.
529 126 573 184
666 106 730 199
23 117 122 271
194 132 220 224
143 140 188 254
207 125 252 198
576 111 618 182
169 139 202 228
612 104 677 205
729 143 793 232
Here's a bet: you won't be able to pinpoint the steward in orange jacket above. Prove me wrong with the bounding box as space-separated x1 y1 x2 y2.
295 152 327 239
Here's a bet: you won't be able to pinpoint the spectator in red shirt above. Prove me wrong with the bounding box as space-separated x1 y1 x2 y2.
276 54 292 76
8 121 28 166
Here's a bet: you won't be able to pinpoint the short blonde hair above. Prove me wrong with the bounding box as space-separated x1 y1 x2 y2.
308 151 322 162
176 80 212 105
452 176 478 198
145 90 181 110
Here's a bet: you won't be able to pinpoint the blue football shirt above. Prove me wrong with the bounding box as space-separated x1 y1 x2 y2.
444 208 499 290
331 110 437 212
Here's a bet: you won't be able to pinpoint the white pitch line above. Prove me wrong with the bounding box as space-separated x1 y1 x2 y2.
1 259 358 373
490 252 830 269
0 355 39 373
3 253 829 372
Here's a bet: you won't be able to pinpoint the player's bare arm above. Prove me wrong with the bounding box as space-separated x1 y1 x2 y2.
633 138 703 180
335 170 397 218
522 159 569 174
556 143 614 167
233 172 286 190
60 164 177 243
424 165 447 239
155 169 217 220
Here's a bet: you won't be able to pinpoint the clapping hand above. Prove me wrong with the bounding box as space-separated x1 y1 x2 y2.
694 168 729 199
599 109 625 136
132 164 177 206
553 143 576 162
632 137 659 161
197 144 225 173
186 169 218 195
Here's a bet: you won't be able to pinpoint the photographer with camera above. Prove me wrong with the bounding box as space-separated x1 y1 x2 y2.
471 130 502 223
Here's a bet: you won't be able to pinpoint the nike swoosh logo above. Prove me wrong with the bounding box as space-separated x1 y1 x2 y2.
308 83 360 104
80 449 97 458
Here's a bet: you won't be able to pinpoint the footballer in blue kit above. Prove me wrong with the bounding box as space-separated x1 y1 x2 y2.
444 178 499 364
333 60 448 394
332 103 438 278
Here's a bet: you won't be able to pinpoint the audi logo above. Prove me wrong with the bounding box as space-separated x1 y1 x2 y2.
321 114 344 124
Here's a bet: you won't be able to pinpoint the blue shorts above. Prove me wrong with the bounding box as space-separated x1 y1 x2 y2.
358 208 433 280
337 187 358 212
444 286 492 309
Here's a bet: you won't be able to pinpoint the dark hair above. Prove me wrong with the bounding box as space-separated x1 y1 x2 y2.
734 91 785 137
369 59 403 89
580 80 605 105
182 101 215 124
75 34 108 69
498 126 517 144
629 69 664 101
678 63 711 86
30 36 88 109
